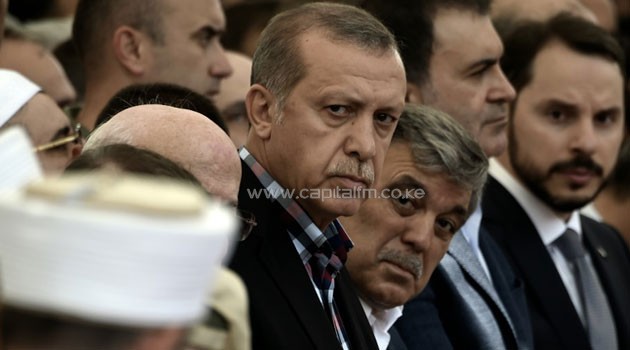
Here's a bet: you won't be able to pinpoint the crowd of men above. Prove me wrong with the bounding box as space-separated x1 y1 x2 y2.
0 0 629 349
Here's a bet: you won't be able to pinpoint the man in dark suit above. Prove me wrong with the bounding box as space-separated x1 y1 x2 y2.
341 104 488 350
362 0 533 349
484 14 630 350
227 3 407 349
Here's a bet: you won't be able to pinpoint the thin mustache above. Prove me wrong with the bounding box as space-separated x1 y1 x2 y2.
550 155 603 176
378 249 423 280
328 161 375 185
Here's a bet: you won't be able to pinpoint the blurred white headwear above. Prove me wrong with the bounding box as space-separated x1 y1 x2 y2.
0 126 43 193
0 172 237 327
0 69 41 127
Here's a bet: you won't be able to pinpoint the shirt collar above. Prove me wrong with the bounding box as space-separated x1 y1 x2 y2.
359 298 404 350
489 159 583 246
239 147 354 263
459 204 483 250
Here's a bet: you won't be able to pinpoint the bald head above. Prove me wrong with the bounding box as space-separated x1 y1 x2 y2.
85 105 241 202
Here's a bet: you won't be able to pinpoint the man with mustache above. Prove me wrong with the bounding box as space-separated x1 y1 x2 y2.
363 1 533 349
228 3 406 350
341 104 488 350
483 14 630 350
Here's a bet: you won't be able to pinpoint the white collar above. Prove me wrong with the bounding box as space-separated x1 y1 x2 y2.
489 159 582 246
359 298 403 350
460 204 483 250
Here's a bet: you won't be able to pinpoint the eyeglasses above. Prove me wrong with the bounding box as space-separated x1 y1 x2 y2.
236 209 257 241
33 123 83 153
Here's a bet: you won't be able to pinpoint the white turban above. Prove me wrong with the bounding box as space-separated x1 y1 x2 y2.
0 126 43 193
0 172 238 327
0 69 41 127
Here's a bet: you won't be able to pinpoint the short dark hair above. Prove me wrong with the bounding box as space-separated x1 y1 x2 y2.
222 0 280 54
252 2 398 108
72 0 165 69
361 0 490 85
94 83 227 133
8 0 54 22
66 143 201 187
499 13 626 94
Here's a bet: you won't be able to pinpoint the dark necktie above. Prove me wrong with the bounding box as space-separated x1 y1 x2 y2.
554 229 618 350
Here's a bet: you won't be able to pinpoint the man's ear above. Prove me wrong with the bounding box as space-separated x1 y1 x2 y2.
406 82 423 104
112 25 151 76
246 84 277 140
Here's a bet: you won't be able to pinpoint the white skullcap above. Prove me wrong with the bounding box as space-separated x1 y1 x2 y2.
0 126 43 193
0 69 41 127
0 172 237 327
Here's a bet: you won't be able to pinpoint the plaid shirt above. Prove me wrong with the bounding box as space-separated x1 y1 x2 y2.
240 148 354 350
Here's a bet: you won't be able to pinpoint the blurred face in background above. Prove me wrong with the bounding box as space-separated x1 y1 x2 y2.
215 51 252 147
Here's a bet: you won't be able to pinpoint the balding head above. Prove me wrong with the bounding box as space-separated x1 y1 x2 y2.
85 104 241 202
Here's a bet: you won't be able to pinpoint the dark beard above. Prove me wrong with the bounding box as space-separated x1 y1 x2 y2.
516 164 605 212
509 128 605 213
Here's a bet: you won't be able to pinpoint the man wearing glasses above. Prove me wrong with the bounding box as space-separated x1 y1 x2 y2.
0 69 83 175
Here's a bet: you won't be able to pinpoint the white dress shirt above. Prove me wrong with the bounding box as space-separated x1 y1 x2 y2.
359 298 403 350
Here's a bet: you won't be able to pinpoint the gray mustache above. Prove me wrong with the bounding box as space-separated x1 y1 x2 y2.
378 249 423 280
328 160 375 185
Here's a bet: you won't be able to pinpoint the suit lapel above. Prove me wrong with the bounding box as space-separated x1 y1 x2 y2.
582 218 630 350
258 219 343 349
238 161 343 349
335 269 380 350
447 234 502 308
446 233 518 343
483 177 589 348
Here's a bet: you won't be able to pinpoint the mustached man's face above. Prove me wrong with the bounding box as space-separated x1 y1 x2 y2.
341 142 470 309
256 31 406 229
505 40 624 214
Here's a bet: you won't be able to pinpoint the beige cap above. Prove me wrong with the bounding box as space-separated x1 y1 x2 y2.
0 172 237 327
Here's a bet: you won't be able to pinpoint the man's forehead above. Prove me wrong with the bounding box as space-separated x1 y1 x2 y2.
165 0 226 30
433 9 501 53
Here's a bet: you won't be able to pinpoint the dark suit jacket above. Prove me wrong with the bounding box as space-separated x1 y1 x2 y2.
387 327 408 350
395 225 532 349
228 160 379 350
482 176 630 350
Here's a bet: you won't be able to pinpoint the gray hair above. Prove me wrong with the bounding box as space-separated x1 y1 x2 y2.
393 104 488 214
251 2 399 109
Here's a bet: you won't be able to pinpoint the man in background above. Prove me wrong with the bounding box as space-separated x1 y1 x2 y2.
72 0 232 130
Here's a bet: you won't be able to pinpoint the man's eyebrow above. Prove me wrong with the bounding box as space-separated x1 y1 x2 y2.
468 58 497 72
193 25 224 38
449 205 468 218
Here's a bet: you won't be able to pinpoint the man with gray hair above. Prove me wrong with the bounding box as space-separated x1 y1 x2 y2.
341 104 488 350
363 0 532 348
229 2 407 349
